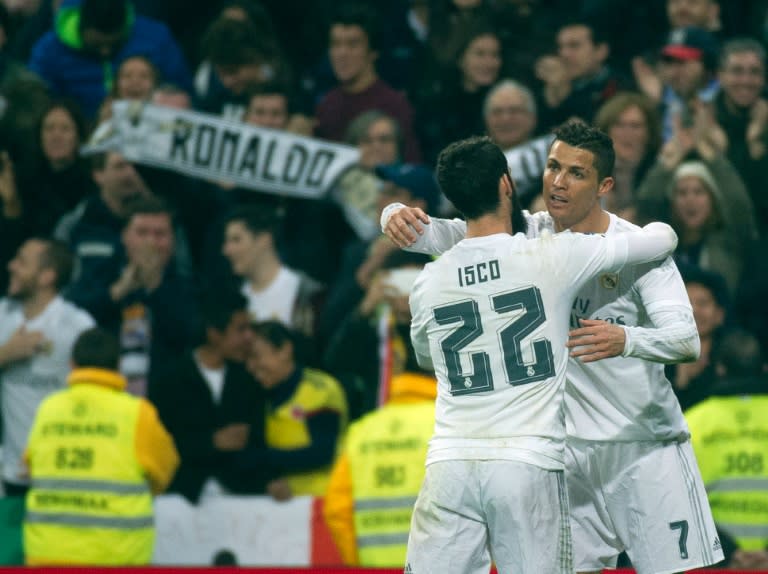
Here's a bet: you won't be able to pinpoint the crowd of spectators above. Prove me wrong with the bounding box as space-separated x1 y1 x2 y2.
0 0 767 567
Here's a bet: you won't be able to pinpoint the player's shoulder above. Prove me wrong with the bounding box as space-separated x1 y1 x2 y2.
524 210 555 237
411 258 441 294
607 212 641 233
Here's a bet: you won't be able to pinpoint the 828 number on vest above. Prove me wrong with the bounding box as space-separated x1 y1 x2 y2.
55 447 95 470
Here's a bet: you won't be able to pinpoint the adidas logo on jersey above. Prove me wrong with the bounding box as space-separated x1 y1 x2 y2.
404 563 414 573
713 537 721 552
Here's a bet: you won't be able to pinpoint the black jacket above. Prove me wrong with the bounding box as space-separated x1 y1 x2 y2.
149 352 271 503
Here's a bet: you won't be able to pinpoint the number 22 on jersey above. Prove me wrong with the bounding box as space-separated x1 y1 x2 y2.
433 285 555 396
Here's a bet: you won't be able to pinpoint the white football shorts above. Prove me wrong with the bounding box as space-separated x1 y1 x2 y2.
404 459 572 574
566 438 724 574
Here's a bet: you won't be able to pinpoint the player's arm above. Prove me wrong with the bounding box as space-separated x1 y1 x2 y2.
567 258 700 363
381 201 466 254
622 257 700 362
608 221 678 268
408 275 434 370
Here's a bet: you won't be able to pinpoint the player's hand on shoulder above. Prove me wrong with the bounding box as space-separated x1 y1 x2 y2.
383 206 430 248
566 319 626 363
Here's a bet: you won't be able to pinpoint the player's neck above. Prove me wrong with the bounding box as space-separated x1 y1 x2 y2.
558 208 610 234
466 213 513 238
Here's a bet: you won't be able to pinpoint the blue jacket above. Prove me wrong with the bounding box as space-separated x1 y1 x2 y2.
29 0 191 118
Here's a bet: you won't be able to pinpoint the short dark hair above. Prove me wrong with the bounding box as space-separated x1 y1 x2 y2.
551 118 615 181
681 264 730 309
329 3 380 52
72 328 120 370
220 0 276 35
436 136 528 232
124 196 175 227
436 136 508 220
79 0 130 34
200 289 248 331
719 37 766 70
714 328 764 378
225 204 280 237
250 320 296 351
202 17 277 68
115 55 159 91
35 238 74 289
558 18 609 47
246 81 295 114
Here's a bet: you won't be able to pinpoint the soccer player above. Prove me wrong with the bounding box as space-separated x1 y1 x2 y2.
385 119 724 574
405 135 678 573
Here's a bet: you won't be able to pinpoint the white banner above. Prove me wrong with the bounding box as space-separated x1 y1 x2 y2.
84 101 361 200
504 134 553 200
152 494 313 566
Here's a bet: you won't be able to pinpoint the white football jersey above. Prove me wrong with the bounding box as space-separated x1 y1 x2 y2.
555 213 694 442
409 225 676 471
386 204 696 443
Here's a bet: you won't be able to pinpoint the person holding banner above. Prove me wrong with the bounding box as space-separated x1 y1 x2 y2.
198 16 291 122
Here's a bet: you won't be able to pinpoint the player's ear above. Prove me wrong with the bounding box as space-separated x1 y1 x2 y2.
597 176 614 199
500 172 515 199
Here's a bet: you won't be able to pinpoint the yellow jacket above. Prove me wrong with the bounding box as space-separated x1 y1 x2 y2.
323 372 436 566
686 390 768 551
24 367 179 565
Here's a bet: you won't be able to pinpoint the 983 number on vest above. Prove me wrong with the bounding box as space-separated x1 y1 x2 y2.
433 286 555 396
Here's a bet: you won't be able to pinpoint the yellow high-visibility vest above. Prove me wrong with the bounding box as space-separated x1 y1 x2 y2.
687 394 768 551
24 384 153 565
346 400 434 566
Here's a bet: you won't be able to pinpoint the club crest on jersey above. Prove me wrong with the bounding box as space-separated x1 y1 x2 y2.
600 273 618 289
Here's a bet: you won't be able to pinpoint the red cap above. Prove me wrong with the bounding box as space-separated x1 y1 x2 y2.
661 45 703 61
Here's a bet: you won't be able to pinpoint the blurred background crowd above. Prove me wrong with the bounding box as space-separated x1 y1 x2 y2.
0 0 767 568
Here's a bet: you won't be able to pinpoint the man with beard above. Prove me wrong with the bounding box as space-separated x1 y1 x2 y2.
401 133 677 573
383 119 724 573
0 239 94 496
